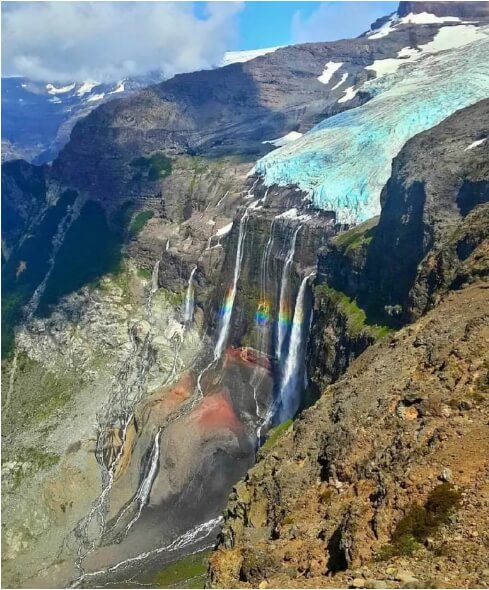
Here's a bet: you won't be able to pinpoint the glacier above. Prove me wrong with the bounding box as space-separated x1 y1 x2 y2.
255 26 489 223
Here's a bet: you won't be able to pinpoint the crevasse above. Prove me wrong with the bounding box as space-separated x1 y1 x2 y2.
255 28 489 223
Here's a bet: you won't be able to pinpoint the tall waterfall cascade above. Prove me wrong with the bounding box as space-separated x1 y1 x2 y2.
277 225 301 362
214 200 259 360
183 266 198 325
277 271 315 423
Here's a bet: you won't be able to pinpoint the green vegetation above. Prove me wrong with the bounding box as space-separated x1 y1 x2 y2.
376 483 462 560
259 419 293 456
159 287 185 308
129 210 154 236
333 218 377 254
1 190 77 357
131 152 172 181
315 285 392 339
5 446 60 489
39 200 123 313
150 549 211 589
3 353 82 432
137 267 152 280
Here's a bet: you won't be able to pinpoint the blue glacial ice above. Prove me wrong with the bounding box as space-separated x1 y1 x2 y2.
255 27 489 223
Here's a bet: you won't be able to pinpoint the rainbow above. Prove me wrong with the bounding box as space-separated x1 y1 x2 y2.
277 301 293 329
255 300 270 326
219 288 235 319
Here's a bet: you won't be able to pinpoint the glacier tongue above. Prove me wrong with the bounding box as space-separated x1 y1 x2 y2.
254 28 489 224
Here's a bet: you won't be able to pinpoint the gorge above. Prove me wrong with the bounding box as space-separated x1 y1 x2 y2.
2 2 489 589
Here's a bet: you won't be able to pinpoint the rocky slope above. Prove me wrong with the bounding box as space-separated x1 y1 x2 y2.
208 280 489 590
207 100 489 588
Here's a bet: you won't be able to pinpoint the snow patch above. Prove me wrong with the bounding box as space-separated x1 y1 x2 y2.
46 82 75 95
399 12 461 25
368 16 397 39
331 72 348 90
368 12 462 40
338 86 359 104
86 93 105 102
275 208 312 222
317 61 343 85
464 138 487 151
366 25 488 82
221 47 282 66
108 81 125 94
263 131 303 148
76 81 98 96
215 222 233 237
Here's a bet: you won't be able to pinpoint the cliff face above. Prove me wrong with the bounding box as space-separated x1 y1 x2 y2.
207 101 489 589
365 99 489 321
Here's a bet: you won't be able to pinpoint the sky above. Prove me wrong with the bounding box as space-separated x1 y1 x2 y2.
1 1 397 82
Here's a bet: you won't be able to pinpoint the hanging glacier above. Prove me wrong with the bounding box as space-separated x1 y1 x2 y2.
254 26 489 223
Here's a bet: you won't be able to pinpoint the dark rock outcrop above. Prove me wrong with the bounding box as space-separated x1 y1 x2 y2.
398 1 489 18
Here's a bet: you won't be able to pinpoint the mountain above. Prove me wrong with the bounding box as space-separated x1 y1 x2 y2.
1 3 489 588
1 49 282 166
1 74 166 164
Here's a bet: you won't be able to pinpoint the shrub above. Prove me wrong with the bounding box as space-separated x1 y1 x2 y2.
129 210 154 236
376 483 461 561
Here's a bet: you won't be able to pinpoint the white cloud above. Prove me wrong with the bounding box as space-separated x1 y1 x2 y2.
291 2 395 44
1 1 243 82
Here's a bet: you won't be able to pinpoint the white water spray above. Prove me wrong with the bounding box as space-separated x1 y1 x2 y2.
183 266 197 325
277 272 315 423
151 260 160 294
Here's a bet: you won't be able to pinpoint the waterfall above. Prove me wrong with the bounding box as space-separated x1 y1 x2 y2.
183 266 197 325
276 225 301 362
277 272 314 423
213 201 257 360
151 260 160 294
165 239 170 251
255 219 276 353
145 259 160 317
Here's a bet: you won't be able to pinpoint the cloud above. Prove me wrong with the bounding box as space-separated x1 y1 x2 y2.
1 1 243 82
291 1 396 44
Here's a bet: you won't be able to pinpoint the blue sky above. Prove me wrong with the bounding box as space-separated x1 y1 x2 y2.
234 2 397 49
3 1 398 82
